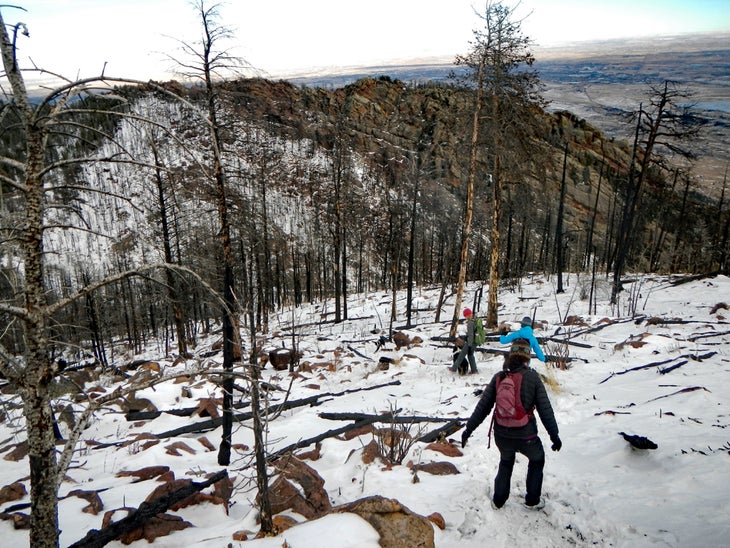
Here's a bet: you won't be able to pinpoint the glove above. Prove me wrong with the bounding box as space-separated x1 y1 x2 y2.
550 435 562 452
461 429 471 448
499 327 508 336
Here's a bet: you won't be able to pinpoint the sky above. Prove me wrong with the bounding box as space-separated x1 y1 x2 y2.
2 0 729 85
1 272 729 546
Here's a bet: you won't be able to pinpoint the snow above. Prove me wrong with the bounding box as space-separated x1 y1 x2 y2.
1 273 729 547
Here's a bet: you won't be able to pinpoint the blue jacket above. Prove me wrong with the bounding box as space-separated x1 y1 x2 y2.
500 325 546 362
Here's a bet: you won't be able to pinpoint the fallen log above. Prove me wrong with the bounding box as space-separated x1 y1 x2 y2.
645 386 709 403
541 336 593 349
658 360 688 374
318 412 469 423
567 317 644 340
98 380 404 446
688 330 730 342
267 411 399 462
418 419 463 443
668 272 719 286
67 470 228 548
599 357 676 384
599 351 716 384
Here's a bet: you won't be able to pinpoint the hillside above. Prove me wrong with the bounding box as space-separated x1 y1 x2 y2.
140 75 721 276
1 273 728 546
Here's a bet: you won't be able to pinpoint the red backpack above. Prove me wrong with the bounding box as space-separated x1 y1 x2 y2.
494 371 531 427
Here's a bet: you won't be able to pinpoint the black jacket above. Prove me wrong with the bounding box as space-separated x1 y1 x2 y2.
465 364 559 440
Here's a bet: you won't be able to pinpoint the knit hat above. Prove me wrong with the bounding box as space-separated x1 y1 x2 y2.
463 308 473 317
509 338 531 360
520 316 533 327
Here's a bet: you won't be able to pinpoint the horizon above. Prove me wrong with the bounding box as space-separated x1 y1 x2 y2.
3 0 729 88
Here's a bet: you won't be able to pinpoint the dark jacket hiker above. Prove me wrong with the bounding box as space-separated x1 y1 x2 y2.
461 353 561 509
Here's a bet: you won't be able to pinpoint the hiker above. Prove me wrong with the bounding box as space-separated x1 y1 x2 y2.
500 315 546 362
460 347 561 509
449 308 478 374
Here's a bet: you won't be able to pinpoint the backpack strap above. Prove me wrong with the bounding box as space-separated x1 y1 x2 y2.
487 371 508 448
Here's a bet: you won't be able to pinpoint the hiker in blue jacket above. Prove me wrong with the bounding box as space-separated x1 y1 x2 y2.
461 346 561 510
500 315 546 362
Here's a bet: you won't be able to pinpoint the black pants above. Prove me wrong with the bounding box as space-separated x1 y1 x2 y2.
451 345 477 373
493 435 545 507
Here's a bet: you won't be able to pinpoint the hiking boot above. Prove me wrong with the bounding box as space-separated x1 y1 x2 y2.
523 497 545 510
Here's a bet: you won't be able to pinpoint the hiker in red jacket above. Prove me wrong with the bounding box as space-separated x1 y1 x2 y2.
461 344 561 510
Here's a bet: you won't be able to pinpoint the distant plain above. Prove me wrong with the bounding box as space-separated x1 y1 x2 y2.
289 33 730 199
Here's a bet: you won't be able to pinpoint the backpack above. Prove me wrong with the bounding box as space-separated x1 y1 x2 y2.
493 371 531 427
474 317 486 346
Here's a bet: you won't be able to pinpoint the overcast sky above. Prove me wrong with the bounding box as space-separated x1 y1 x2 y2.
4 0 729 84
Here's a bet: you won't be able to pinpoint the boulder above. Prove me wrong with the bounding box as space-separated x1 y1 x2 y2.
267 456 331 519
332 495 434 548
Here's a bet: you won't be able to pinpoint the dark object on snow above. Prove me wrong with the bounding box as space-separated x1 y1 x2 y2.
374 335 390 351
619 431 658 450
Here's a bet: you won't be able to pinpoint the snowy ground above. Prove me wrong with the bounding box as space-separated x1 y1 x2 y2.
1 273 728 547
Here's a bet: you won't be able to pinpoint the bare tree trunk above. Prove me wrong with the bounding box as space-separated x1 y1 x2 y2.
151 144 189 357
486 162 501 328
555 144 568 293
406 161 420 327
0 14 61 545
585 158 605 270
451 58 484 337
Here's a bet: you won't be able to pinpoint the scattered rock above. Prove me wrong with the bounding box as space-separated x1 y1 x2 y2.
269 348 302 371
342 424 374 441
362 439 379 464
102 507 191 544
68 489 104 515
411 461 460 476
0 511 30 529
424 442 463 457
165 441 196 456
194 398 220 418
3 442 28 462
198 436 216 451
272 514 298 532
116 466 171 482
0 482 26 504
232 529 252 541
427 512 446 530
297 442 322 461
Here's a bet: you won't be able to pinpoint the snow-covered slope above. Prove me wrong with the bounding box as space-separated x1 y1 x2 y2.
1 273 728 547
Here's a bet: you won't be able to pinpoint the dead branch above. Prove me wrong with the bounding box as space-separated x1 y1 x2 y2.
67 470 228 548
347 345 374 361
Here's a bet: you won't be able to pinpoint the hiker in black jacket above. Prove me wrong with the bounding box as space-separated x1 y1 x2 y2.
461 346 561 509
